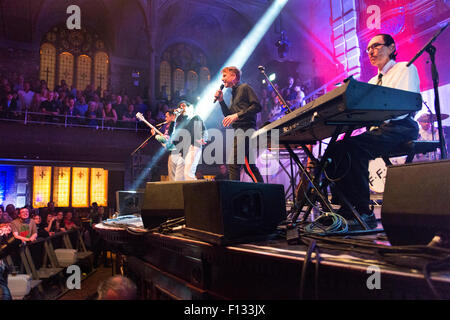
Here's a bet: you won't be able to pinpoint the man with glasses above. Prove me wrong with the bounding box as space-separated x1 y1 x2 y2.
325 34 420 230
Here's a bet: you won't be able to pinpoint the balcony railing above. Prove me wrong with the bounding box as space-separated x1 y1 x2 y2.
0 110 152 132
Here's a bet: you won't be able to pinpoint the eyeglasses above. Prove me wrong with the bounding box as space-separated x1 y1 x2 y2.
366 43 386 53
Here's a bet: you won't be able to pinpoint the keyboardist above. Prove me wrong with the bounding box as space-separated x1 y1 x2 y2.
325 34 420 230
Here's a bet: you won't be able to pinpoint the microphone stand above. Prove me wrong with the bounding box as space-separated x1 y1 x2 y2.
131 133 155 156
407 23 448 159
258 66 292 113
423 101 437 160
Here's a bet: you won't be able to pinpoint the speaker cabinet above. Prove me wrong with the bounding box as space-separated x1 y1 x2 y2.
115 191 144 216
182 181 286 245
141 181 198 229
381 160 450 245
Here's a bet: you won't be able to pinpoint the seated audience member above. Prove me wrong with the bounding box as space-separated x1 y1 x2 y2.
75 95 88 119
63 211 78 231
10 207 37 243
293 86 306 108
17 81 34 111
33 214 49 239
85 101 99 127
40 91 61 122
65 97 79 125
52 211 66 233
102 102 118 127
113 95 126 124
40 201 56 223
44 214 56 236
0 223 12 246
122 103 137 128
0 206 12 224
134 96 148 114
97 206 109 221
195 171 205 180
5 204 17 221
214 164 229 180
0 92 18 118
97 276 137 300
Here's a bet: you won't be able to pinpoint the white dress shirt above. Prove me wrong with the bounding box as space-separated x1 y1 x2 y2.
368 60 420 121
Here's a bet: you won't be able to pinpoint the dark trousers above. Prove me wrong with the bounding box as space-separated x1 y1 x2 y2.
325 117 418 217
228 132 264 183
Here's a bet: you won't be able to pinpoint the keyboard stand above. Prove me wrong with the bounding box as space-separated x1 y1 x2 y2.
286 124 370 231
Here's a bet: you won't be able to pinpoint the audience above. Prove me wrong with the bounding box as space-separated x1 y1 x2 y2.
97 275 137 300
10 207 37 243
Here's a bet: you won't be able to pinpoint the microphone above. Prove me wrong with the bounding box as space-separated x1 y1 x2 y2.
214 84 225 103
258 65 265 72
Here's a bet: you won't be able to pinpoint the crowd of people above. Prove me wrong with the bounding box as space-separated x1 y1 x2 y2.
258 76 306 126
0 74 176 129
0 201 109 266
0 72 307 130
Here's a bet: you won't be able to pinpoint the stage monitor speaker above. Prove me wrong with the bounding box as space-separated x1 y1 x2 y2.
182 181 286 245
115 191 144 216
140 181 198 229
381 159 450 246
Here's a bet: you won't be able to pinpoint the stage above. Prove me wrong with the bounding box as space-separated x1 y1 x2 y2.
97 209 450 300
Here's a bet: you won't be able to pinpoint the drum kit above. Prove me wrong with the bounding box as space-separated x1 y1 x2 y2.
369 112 449 194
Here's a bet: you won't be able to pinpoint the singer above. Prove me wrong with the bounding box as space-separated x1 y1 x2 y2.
214 66 264 183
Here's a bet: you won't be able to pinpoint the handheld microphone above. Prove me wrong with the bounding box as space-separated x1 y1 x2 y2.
214 84 225 103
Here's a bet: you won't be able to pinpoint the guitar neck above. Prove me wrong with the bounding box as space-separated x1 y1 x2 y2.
136 113 165 136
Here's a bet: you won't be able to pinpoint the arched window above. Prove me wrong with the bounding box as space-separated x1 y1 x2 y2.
77 55 92 91
39 43 56 90
173 68 185 96
159 61 171 100
94 52 109 92
58 52 74 87
186 70 198 94
199 67 210 89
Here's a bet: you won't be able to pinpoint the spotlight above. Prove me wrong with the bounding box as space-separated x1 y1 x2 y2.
275 30 290 59
269 73 276 81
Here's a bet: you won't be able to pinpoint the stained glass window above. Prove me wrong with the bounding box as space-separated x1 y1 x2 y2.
39 43 56 90
199 67 210 89
159 61 171 100
72 167 89 207
94 52 109 92
77 55 92 91
33 166 52 208
53 167 71 207
173 68 185 96
186 70 198 93
58 52 74 87
90 168 108 207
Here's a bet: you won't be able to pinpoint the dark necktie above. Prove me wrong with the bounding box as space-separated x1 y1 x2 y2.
376 73 383 85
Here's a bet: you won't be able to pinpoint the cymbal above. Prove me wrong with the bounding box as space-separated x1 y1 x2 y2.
417 113 449 122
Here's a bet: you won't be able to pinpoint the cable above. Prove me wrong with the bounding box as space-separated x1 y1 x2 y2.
302 212 349 235
323 152 352 183
299 239 316 299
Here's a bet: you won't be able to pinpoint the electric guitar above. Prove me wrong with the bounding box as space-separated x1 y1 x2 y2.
136 112 175 150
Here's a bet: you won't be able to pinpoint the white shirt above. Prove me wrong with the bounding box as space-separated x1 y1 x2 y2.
368 60 420 121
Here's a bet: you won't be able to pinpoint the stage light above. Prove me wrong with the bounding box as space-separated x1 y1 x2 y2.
269 73 276 81
275 30 290 59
